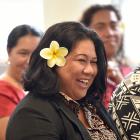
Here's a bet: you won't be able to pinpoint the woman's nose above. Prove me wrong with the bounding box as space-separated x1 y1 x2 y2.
106 27 114 36
83 63 95 75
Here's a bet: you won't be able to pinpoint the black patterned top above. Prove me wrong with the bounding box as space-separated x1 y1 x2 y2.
109 67 140 140
83 104 117 140
60 92 117 140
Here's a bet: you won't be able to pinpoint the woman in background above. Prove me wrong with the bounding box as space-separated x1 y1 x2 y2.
0 24 42 140
80 4 132 109
6 22 121 140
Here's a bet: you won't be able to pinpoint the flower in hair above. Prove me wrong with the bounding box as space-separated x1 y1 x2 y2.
40 40 68 68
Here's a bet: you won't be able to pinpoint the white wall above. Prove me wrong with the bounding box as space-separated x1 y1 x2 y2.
121 0 140 67
0 0 112 62
1 0 138 70
43 0 111 29
0 0 112 73
0 0 44 63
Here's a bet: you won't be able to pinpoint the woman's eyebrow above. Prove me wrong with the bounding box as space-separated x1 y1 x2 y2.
74 54 97 59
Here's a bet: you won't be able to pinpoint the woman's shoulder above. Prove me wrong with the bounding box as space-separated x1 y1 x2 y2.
0 80 25 117
109 67 140 139
14 93 62 116
113 67 140 97
0 79 25 99
109 66 140 106
0 79 19 89
0 79 14 87
7 94 65 140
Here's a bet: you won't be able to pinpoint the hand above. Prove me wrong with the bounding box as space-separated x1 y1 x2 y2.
107 61 123 85
107 66 123 85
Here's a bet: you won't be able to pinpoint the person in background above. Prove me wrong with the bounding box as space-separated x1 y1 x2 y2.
0 24 42 140
109 67 140 139
80 4 132 109
6 22 121 140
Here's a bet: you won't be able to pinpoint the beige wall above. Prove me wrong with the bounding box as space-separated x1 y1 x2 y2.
43 0 111 29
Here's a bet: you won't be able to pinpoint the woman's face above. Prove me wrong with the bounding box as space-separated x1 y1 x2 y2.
8 35 41 79
89 10 122 60
56 39 98 100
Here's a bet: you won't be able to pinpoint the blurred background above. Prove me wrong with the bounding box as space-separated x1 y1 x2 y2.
0 0 139 73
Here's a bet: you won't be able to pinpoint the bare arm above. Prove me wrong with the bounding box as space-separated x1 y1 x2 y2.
0 116 9 140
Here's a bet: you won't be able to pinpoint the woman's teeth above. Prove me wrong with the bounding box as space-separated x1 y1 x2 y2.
80 80 89 85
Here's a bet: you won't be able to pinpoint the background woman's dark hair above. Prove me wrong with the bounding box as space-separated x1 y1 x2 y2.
24 21 107 99
7 24 43 53
80 4 121 27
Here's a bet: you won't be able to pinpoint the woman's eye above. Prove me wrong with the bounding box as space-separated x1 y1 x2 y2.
18 51 29 55
19 53 27 55
18 52 29 57
91 61 97 64
20 52 26 55
79 59 86 62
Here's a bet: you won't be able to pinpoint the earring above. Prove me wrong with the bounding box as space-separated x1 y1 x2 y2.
7 59 10 65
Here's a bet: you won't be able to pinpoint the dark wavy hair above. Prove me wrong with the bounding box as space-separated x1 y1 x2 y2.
7 24 43 53
80 4 121 27
24 22 107 100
